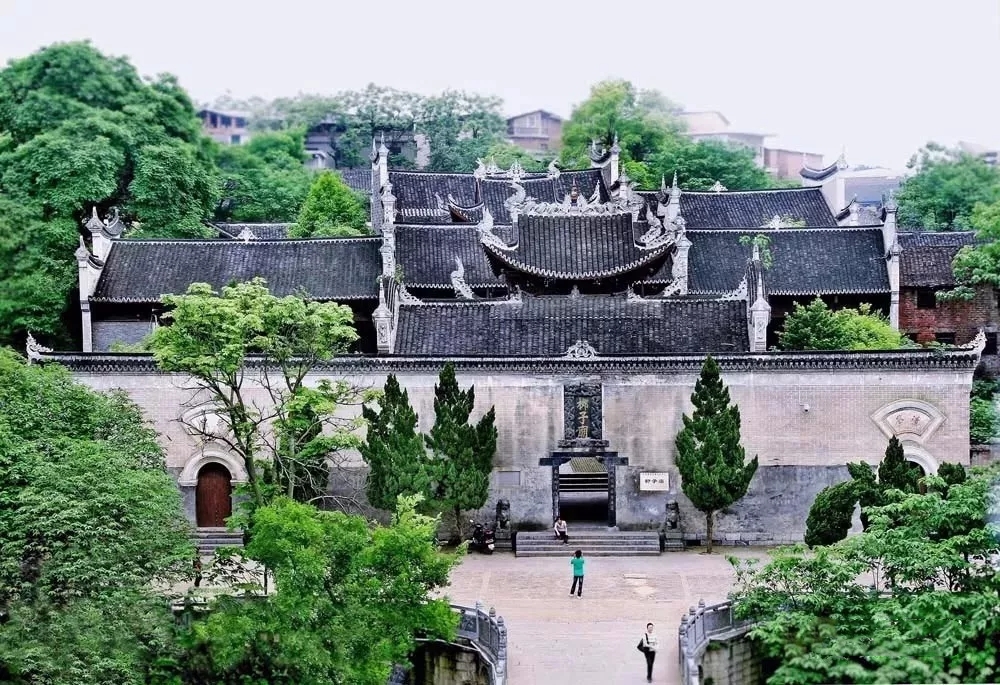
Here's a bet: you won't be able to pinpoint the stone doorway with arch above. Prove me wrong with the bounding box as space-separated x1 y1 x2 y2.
178 449 249 528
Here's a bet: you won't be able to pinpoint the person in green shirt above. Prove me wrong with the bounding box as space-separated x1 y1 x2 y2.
569 549 585 597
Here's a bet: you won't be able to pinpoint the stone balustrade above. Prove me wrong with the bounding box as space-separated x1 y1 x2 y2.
678 599 754 685
452 601 508 685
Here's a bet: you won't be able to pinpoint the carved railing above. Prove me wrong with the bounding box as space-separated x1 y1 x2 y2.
678 599 752 685
451 601 508 685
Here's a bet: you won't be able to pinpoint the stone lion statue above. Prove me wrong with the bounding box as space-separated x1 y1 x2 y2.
495 499 511 530
664 499 680 530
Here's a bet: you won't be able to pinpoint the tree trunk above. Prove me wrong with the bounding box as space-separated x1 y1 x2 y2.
454 505 464 541
706 510 715 554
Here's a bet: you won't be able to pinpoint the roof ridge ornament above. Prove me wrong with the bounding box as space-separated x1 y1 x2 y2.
564 339 598 359
396 284 423 305
710 180 728 193
719 275 749 301
762 214 785 229
26 331 52 364
626 285 648 302
85 206 104 232
450 256 475 300
476 208 516 252
75 234 91 262
547 158 561 179
962 329 987 356
236 226 258 242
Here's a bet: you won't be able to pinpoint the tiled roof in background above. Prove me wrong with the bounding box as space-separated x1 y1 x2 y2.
898 232 977 287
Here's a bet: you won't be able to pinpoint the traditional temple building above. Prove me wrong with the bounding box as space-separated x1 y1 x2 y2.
50 137 982 544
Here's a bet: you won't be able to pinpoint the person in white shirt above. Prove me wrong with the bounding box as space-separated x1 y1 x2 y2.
641 622 658 681
553 517 569 544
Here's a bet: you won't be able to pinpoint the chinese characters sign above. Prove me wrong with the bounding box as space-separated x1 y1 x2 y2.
639 472 670 491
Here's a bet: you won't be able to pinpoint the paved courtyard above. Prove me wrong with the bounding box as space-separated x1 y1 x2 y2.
444 548 769 685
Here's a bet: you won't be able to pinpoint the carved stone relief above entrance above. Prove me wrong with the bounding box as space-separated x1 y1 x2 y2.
870 399 946 445
560 382 605 448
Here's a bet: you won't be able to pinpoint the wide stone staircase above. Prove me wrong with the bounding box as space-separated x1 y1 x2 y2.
515 529 661 557
193 527 244 556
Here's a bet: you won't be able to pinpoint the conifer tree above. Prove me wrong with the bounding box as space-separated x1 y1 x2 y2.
803 481 857 547
878 436 921 494
360 374 430 511
675 356 758 553
425 363 498 538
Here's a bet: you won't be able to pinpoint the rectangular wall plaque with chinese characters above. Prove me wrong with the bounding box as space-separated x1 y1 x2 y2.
640 473 670 491
562 382 603 441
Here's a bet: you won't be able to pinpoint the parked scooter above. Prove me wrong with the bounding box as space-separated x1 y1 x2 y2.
469 519 495 554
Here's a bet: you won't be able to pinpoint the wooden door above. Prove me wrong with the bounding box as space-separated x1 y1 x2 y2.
196 463 232 527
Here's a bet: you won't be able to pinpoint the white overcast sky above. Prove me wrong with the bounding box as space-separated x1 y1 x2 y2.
1 0 998 169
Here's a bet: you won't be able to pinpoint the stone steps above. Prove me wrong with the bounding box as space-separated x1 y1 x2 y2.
193 527 244 555
516 531 660 557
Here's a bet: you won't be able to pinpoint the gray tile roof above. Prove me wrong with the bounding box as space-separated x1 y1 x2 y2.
395 224 505 288
337 168 372 195
388 171 478 212
92 238 381 302
484 214 670 280
898 231 977 288
651 228 889 295
394 296 749 355
677 188 837 228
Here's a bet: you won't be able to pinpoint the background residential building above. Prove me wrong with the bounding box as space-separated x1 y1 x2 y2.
506 110 563 152
197 108 251 145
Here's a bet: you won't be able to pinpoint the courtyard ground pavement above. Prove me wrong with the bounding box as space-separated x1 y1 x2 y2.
442 548 770 685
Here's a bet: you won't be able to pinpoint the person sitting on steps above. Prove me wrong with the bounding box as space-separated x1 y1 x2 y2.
554 516 569 544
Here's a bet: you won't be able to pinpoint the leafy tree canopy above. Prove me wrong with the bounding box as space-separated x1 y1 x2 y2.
212 129 314 223
896 142 1000 230
0 41 218 233
779 298 905 351
290 170 369 237
175 496 458 685
0 348 192 684
731 466 1000 685
149 278 361 508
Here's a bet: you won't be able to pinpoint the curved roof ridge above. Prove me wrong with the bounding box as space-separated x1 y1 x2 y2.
110 236 381 245
682 186 824 195
688 226 884 234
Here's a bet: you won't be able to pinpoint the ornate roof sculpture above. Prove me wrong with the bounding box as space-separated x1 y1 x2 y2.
25 332 53 364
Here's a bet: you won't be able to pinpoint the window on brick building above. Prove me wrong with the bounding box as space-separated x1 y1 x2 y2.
916 288 937 309
986 333 998 355
935 332 956 345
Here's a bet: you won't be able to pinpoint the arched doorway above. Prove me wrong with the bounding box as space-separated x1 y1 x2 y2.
196 463 232 527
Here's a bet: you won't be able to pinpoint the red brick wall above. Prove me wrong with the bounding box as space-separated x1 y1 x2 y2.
899 286 999 344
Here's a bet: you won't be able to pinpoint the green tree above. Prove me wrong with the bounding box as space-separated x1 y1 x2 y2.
0 348 192 684
647 137 779 191
424 363 498 538
176 496 458 685
674 356 758 553
731 467 1000 684
803 480 857 547
289 170 368 238
878 435 921 494
148 279 362 509
560 80 680 183
212 129 313 222
360 374 431 511
483 141 553 172
0 41 218 230
420 90 507 173
0 198 78 347
779 297 905 350
937 461 967 486
896 142 1000 230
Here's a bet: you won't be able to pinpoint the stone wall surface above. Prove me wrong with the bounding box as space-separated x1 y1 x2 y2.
700 633 763 685
69 360 973 539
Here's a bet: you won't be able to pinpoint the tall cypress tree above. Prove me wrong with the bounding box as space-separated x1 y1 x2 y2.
425 363 498 538
675 356 758 553
359 374 430 511
878 436 921 493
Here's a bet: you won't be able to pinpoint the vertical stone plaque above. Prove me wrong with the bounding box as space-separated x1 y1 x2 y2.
562 382 603 443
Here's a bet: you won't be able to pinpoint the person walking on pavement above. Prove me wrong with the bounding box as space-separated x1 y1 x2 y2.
569 549 584 597
554 516 569 544
639 622 658 681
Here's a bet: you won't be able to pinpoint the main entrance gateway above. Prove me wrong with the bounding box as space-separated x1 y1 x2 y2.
538 381 627 528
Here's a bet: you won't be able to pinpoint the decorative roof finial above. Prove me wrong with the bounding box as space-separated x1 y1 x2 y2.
884 189 898 212
377 131 388 156
547 158 561 179
236 226 258 242
763 214 785 229
75 234 90 262
752 241 761 261
611 132 621 154
25 331 52 364
570 179 580 202
836 147 848 170
369 137 378 163
710 180 727 193
660 175 667 193
672 171 679 190
564 339 598 358
450 256 474 300
85 206 103 232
